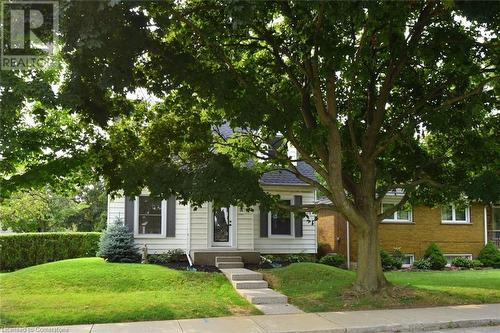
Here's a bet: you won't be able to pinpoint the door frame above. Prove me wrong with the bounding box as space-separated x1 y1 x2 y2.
208 203 237 248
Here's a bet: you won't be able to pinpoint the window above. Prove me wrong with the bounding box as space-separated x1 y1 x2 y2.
382 202 412 223
441 205 469 224
401 254 415 268
135 195 166 236
269 199 294 236
444 254 472 267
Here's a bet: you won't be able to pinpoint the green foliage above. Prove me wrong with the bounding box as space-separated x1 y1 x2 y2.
380 249 403 271
412 258 432 270
423 243 447 270
319 253 346 268
472 259 484 269
148 249 185 265
263 253 314 265
0 232 100 271
97 221 141 263
0 183 107 233
478 243 500 268
451 257 474 269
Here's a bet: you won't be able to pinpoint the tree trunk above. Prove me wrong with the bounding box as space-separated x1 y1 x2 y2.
354 222 388 292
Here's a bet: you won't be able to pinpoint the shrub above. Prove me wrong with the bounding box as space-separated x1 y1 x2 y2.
319 253 346 268
413 258 432 270
380 249 403 271
451 257 474 269
478 243 500 267
0 232 101 271
282 253 314 264
148 249 185 265
472 259 483 269
97 222 141 263
423 243 447 270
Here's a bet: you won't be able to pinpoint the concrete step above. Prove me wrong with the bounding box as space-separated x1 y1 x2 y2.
220 268 263 281
237 288 288 305
254 303 304 315
216 262 244 269
215 256 242 263
233 280 268 289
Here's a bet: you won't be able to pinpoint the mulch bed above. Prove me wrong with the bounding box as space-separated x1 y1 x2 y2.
158 261 220 272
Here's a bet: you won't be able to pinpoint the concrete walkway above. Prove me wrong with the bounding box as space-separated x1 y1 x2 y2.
216 256 303 315
3 304 499 333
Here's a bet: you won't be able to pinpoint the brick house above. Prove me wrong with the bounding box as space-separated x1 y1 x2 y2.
317 194 500 268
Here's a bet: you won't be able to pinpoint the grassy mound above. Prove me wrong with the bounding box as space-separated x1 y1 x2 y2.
0 257 258 327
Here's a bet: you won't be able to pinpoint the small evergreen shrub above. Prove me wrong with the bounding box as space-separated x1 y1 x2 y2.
319 253 346 268
380 249 403 271
472 259 484 269
282 253 314 264
451 257 474 269
97 221 141 263
0 232 101 271
148 249 185 265
423 243 447 270
478 243 500 268
413 258 432 270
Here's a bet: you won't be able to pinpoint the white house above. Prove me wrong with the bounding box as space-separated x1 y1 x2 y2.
107 127 317 265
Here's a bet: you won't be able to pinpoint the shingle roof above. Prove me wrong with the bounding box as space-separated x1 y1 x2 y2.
260 161 315 186
213 123 316 186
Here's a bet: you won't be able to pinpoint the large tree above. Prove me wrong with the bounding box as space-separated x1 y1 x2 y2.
3 1 499 292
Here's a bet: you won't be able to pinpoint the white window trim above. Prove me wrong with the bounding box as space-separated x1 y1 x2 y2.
134 195 167 238
381 201 413 223
444 253 473 267
441 205 470 224
268 196 295 238
401 254 415 268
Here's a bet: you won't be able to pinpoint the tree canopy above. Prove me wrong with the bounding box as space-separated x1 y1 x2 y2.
1 0 499 291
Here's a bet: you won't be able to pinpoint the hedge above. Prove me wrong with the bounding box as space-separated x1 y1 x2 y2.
0 232 101 271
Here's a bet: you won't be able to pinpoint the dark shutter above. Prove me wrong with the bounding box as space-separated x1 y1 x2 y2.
260 205 268 238
124 196 135 232
294 195 303 237
166 195 176 237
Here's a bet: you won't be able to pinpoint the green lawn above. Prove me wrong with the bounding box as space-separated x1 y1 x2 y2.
0 258 259 327
262 263 500 312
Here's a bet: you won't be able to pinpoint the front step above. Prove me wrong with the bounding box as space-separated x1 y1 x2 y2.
221 268 263 281
233 280 268 289
216 262 244 269
215 256 242 263
237 288 288 304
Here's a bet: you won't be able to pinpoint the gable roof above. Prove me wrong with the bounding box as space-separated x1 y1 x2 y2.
214 123 316 186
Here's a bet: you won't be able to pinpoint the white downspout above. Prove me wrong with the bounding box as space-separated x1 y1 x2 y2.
186 203 193 266
484 205 488 245
346 221 351 269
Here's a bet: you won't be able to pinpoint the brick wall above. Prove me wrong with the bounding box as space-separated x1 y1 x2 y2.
317 203 487 262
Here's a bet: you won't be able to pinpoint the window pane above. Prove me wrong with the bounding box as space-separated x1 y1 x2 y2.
382 203 395 220
213 207 230 242
139 215 161 234
455 207 467 221
441 206 453 220
139 196 161 215
138 196 162 234
402 256 412 265
271 200 292 235
397 209 410 221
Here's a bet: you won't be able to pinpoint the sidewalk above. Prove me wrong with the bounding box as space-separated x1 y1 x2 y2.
2 304 499 333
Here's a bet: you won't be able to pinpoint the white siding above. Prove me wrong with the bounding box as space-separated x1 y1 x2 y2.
237 208 254 249
190 203 210 250
107 195 189 253
107 195 125 225
253 186 317 254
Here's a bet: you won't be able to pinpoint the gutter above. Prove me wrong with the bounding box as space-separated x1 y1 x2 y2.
186 202 194 267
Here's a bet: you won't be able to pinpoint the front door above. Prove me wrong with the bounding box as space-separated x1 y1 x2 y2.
212 206 232 247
